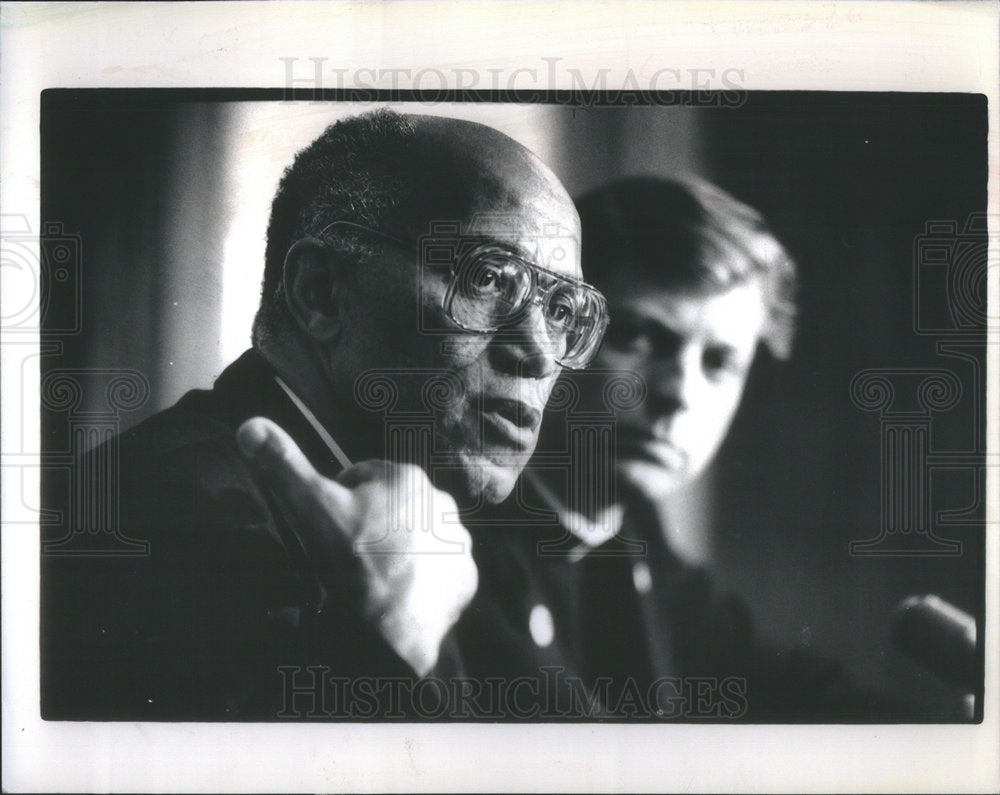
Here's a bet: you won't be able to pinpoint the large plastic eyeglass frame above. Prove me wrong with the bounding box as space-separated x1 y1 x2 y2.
317 220 609 369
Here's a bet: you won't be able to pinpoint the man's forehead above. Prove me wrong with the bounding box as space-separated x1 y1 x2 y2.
609 275 766 333
462 211 581 278
410 115 559 186
401 115 581 277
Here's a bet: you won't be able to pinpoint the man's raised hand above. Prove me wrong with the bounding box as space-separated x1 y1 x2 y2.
236 417 478 676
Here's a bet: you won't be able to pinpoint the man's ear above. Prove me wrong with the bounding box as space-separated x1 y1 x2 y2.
282 238 348 341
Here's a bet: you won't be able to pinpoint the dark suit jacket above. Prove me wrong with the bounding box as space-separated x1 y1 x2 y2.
460 475 928 722
41 350 465 720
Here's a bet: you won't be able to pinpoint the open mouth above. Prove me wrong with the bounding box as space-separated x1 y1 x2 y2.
481 397 541 449
483 397 541 429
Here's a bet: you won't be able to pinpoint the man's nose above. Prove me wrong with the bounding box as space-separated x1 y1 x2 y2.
647 352 697 416
491 303 560 379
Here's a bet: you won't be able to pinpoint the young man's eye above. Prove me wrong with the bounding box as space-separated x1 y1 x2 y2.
703 347 744 377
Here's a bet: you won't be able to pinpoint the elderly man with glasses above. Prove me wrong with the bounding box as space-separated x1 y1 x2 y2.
42 109 609 719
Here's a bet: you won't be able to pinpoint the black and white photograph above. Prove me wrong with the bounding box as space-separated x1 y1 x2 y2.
36 91 988 724
3 3 998 793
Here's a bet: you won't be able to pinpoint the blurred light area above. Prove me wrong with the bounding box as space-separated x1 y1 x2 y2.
552 105 705 197
159 104 231 407
663 473 714 564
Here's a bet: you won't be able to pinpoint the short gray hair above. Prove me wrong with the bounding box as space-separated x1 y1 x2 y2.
252 109 418 347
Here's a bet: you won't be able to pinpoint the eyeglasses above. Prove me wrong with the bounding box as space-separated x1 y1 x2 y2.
319 221 610 370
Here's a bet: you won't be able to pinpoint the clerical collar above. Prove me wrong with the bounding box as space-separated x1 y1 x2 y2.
525 470 625 563
273 375 353 471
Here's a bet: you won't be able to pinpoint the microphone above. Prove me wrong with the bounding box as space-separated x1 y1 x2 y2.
890 594 978 689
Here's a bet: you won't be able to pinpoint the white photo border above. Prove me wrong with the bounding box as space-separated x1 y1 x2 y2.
2 2 997 792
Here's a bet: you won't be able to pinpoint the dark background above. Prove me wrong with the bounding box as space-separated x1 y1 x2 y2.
41 91 987 717
697 94 986 711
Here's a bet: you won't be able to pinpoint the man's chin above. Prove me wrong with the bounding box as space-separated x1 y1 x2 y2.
617 458 687 501
436 452 525 508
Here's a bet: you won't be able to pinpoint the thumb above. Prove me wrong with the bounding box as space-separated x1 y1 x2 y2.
236 416 355 531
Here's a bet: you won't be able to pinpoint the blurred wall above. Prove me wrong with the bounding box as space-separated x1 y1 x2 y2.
41 97 234 414
697 95 986 705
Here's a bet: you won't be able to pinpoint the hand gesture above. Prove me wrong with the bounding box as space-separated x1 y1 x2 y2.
237 417 478 676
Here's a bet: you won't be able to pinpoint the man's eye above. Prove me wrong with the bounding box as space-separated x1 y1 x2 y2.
466 262 510 297
545 291 578 329
703 347 744 377
546 301 571 324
